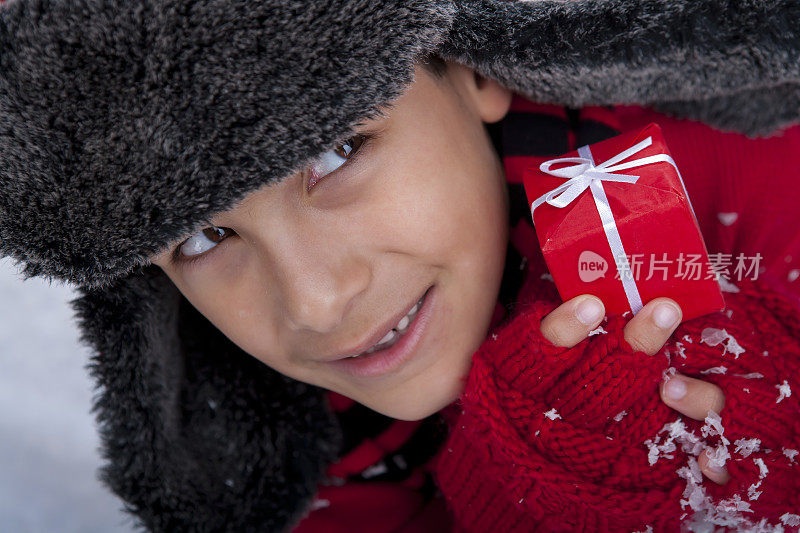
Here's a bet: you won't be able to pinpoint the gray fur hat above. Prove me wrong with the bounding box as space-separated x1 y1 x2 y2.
1 0 798 531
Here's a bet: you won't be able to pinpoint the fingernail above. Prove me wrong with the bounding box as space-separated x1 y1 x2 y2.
665 376 687 400
576 297 603 325
653 302 680 329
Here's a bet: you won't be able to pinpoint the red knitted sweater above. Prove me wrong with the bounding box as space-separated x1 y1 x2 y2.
432 102 800 532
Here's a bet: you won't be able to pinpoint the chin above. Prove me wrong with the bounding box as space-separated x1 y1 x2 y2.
359 376 465 421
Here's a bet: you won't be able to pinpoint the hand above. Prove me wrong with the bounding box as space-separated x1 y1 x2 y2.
539 294 729 485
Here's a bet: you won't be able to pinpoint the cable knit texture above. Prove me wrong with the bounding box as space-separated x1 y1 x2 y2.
434 265 800 532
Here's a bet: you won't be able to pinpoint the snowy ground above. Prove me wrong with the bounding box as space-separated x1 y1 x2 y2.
0 258 137 533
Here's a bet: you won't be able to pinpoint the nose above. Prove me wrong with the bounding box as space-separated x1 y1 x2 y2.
267 233 371 334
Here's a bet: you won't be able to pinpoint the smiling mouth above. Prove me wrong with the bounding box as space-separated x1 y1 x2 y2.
345 292 425 358
323 284 436 379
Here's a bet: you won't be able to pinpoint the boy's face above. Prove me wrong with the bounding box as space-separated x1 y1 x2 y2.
150 62 513 420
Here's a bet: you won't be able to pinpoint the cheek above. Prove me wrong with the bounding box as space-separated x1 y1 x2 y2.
178 279 291 371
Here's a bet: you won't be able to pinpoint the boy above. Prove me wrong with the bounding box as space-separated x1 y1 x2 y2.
148 58 727 530
3 0 799 531
146 56 721 451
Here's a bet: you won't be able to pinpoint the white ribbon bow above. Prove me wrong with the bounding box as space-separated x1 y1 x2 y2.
530 135 691 315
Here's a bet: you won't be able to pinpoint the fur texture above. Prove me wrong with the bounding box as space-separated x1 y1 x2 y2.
1 1 799 531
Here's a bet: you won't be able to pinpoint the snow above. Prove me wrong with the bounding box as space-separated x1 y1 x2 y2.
613 410 627 422
309 498 330 511
775 380 792 403
361 461 388 479
782 448 798 463
705 444 731 470
663 366 678 382
645 418 705 466
734 373 764 379
588 325 607 336
0 258 135 533
781 514 800 527
544 408 561 420
682 334 694 344
747 480 763 501
733 438 761 458
717 212 739 226
788 269 799 283
701 410 730 447
700 327 746 359
643 410 788 531
718 278 741 293
674 341 688 359
700 366 728 375
753 458 769 479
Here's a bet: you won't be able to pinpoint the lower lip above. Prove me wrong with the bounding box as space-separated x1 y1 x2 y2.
326 285 436 379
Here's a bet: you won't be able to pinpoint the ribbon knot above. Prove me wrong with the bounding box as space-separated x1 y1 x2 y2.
531 136 657 213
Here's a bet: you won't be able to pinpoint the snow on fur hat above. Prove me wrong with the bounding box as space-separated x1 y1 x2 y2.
1 0 799 530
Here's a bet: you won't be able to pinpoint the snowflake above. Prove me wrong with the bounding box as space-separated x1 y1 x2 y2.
613 410 627 422
361 461 388 479
700 327 746 358
717 212 739 226
733 438 761 458
754 457 769 479
700 366 728 375
782 448 798 463
702 410 730 446
544 408 561 420
781 514 800 527
747 480 763 501
674 341 687 359
309 498 331 511
588 325 607 336
775 380 792 403
718 277 741 292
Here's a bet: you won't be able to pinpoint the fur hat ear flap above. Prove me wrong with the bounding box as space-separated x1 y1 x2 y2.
69 265 342 532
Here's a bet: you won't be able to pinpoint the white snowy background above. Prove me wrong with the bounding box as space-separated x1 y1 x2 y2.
0 258 137 533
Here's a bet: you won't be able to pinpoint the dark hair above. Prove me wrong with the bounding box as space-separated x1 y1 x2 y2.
418 51 448 79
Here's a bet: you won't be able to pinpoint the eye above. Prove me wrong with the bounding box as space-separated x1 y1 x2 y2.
306 133 369 190
172 226 235 266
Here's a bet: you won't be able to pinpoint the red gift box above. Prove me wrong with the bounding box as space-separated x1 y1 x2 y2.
522 122 725 322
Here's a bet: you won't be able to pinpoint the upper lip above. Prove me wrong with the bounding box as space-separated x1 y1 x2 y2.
321 286 430 361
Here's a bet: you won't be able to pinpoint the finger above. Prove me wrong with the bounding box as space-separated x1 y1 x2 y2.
540 295 605 348
623 297 683 356
697 447 731 485
659 373 726 421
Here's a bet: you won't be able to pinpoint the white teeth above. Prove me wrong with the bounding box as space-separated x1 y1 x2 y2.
376 329 396 345
349 294 426 358
396 315 410 331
